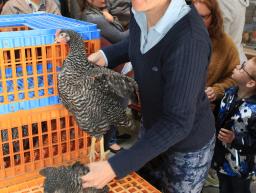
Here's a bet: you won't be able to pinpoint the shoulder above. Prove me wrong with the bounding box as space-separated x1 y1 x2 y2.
165 6 211 50
246 95 256 106
225 87 237 95
184 6 211 44
161 7 211 60
220 33 237 48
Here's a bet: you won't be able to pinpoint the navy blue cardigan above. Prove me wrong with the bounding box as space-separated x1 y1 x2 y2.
103 7 215 178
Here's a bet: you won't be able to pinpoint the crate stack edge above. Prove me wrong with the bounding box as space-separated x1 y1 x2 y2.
0 13 100 184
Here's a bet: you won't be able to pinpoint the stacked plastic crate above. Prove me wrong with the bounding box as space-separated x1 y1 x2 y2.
0 13 160 193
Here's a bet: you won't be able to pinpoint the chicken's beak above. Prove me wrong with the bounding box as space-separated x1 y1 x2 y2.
54 29 61 44
54 38 59 44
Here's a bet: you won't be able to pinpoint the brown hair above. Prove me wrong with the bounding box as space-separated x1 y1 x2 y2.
192 0 224 39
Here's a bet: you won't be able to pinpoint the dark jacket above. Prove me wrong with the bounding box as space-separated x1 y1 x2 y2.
213 87 256 177
103 6 215 178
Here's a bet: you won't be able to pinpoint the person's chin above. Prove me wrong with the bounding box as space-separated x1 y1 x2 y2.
231 75 238 83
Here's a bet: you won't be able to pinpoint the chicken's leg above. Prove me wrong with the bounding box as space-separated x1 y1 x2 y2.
99 136 109 161
89 136 109 162
89 136 97 162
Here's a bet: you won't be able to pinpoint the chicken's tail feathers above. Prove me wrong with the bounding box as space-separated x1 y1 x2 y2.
116 109 137 131
118 75 139 104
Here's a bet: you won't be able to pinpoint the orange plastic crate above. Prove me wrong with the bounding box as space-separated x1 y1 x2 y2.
0 40 100 106
0 25 31 32
0 172 160 193
0 104 95 187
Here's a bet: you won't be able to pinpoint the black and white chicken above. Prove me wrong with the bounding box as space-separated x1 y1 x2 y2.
55 29 138 162
40 161 109 193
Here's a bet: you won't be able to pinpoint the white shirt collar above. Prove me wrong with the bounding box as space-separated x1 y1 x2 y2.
132 0 189 35
132 0 190 53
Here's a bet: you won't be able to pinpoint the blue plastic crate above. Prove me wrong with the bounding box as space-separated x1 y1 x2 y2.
0 63 59 92
0 63 61 106
0 96 61 114
0 13 100 48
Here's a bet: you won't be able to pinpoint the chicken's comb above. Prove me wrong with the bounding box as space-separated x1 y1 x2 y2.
55 29 61 37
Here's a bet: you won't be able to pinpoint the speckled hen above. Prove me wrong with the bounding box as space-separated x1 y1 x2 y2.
40 162 109 193
55 29 138 161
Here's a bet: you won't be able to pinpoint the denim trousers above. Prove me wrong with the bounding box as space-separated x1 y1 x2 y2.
138 125 215 193
161 135 215 193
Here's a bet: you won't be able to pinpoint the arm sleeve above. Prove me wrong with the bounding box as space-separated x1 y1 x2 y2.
102 37 129 69
231 116 256 154
108 38 211 178
87 16 129 43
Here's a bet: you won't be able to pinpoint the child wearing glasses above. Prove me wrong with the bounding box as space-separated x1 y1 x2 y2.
212 57 256 193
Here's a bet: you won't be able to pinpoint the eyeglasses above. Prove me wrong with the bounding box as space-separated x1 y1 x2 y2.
200 13 211 20
240 61 255 81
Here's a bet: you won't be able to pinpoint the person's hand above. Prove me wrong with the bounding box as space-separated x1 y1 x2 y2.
205 87 216 102
81 161 116 189
88 51 107 67
218 128 235 144
102 9 114 23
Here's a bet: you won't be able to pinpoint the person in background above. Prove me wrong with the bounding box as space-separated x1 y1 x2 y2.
193 0 239 111
81 0 216 192
107 0 131 29
1 0 61 15
193 0 240 188
218 0 249 64
213 57 256 193
81 0 129 44
67 0 83 19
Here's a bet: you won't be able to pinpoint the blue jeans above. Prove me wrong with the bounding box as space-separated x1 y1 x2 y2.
138 124 215 193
